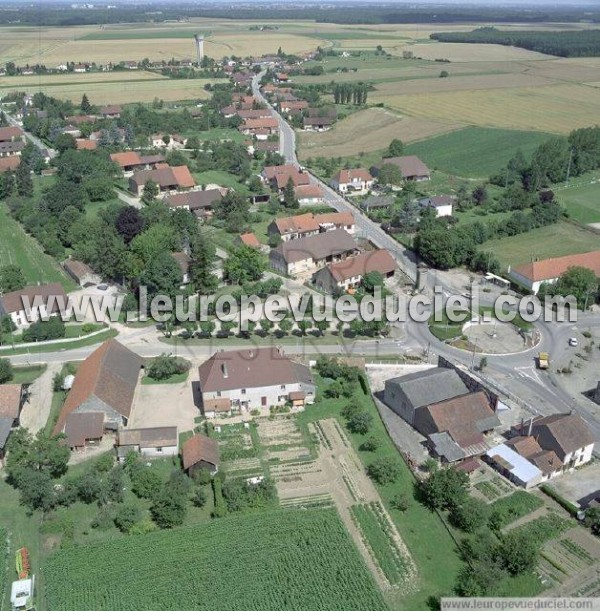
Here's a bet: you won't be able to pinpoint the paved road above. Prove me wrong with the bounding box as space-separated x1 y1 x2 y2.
3 111 58 159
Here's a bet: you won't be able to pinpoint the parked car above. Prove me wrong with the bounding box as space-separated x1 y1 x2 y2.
569 337 578 347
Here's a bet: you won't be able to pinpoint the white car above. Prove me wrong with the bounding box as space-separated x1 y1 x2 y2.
569 337 578 347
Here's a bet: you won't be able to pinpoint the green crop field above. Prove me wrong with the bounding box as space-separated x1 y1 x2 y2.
0 204 75 291
44 509 387 611
556 176 600 224
483 221 600 270
0 528 7 606
404 127 553 178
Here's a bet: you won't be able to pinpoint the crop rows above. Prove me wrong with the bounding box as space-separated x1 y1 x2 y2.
351 502 413 587
0 528 7 608
44 509 388 611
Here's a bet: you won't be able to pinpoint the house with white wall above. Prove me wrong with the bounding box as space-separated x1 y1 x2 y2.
0 283 69 330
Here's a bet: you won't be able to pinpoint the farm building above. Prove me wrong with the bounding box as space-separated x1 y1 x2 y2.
360 195 394 213
508 250 600 294
330 169 374 194
261 164 310 191
53 339 143 449
384 367 469 425
198 347 315 416
100 105 122 118
63 259 101 287
181 434 220 475
117 426 178 461
313 249 397 294
485 443 543 489
110 151 165 174
163 188 224 216
268 211 354 243
372 156 430 182
269 229 359 277
0 283 69 330
238 232 262 249
303 116 335 131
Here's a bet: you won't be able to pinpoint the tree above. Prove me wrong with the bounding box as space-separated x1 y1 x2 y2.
17 469 56 512
282 176 299 209
6 429 69 481
449 498 489 532
585 507 600 536
223 246 265 284
421 467 469 511
0 358 13 383
190 234 218 295
192 487 207 508
472 185 488 205
347 412 373 435
440 70 449 78
114 504 140 533
142 180 159 204
116 206 144 244
0 264 26 293
15 160 33 197
131 467 163 500
366 457 401 485
386 138 404 158
54 133 77 154
377 163 403 186
147 354 189 381
140 251 183 303
151 493 187 528
362 271 384 295
478 356 488 371
390 492 409 511
315 319 329 336
543 266 598 309
278 318 293 336
359 436 379 452
498 532 539 575
80 93 92 113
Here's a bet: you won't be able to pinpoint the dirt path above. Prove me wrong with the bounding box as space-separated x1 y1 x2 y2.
20 362 62 433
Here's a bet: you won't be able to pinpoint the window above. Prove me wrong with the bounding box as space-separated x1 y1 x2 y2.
241 388 246 395
280 384 286 390
156 447 163 453
216 391 221 397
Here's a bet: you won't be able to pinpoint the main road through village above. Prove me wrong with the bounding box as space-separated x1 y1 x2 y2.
3 74 600 442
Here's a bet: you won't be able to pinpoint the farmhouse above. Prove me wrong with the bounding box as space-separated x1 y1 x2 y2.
239 118 279 138
0 126 24 143
181 434 220 475
0 140 25 157
372 156 430 182
417 195 455 217
100 105 122 119
0 283 68 330
237 109 273 120
294 184 323 205
261 164 310 191
330 169 374 194
414 391 500 463
117 426 178 461
268 211 354 242
63 258 101 287
53 339 143 450
110 151 166 173
150 133 187 149
198 347 316 417
384 367 469 425
303 116 335 131
164 188 224 215
508 250 600 294
129 165 196 196
269 229 359 276
313 249 397 293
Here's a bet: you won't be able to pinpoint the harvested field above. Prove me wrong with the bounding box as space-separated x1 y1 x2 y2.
0 77 220 105
298 107 461 160
405 42 554 62
379 83 600 133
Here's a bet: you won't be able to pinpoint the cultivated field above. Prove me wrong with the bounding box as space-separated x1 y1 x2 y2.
484 221 600 270
406 42 554 62
555 174 600 224
298 107 461 160
0 204 74 290
43 509 388 611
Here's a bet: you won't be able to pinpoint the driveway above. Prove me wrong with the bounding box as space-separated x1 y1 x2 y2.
19 362 62 433
548 461 600 507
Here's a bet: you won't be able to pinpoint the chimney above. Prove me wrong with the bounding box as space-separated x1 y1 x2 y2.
528 417 534 437
221 363 228 378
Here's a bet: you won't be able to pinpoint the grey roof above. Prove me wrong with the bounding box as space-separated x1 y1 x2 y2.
386 367 469 410
429 432 466 463
273 229 358 264
361 195 394 210
0 417 12 450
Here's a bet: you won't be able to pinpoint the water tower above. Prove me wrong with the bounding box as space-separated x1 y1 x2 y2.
194 34 204 66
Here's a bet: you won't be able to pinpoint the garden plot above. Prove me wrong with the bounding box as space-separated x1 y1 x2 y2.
257 418 313 464
213 423 264 478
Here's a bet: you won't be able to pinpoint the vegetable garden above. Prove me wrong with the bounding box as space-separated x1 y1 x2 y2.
44 508 388 611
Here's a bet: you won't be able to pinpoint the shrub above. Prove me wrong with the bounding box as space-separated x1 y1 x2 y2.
366 457 401 485
114 504 141 533
147 354 190 381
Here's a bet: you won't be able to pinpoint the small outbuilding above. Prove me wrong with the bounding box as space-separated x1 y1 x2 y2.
181 434 220 476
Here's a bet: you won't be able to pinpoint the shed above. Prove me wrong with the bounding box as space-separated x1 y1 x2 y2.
485 443 543 488
181 434 220 476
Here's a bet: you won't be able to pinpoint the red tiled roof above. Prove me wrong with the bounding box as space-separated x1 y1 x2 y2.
294 184 323 199
182 434 220 470
0 126 23 141
0 384 23 419
511 251 600 283
64 412 104 448
0 156 20 173
171 165 196 188
110 151 142 168
243 118 279 130
239 232 261 248
325 249 397 283
0 283 66 315
76 139 97 150
333 168 373 185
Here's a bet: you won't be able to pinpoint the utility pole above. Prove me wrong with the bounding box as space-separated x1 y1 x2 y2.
565 148 574 185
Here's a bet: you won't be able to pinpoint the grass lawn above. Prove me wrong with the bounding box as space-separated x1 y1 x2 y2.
9 364 47 385
483 221 600 270
404 127 554 179
85 197 124 219
8 323 104 345
0 328 117 357
188 127 247 143
0 203 75 291
194 170 250 195
297 375 463 610
556 173 600 224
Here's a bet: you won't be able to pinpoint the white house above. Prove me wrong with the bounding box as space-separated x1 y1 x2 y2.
0 283 69 330
117 427 179 461
417 195 455 218
330 168 374 194
198 347 316 417
508 250 600 295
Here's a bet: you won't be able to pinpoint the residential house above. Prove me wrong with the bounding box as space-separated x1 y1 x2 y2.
65 114 96 125
150 133 187 150
270 229 359 277
181 434 220 475
62 125 82 138
198 347 316 416
372 155 430 182
294 184 323 206
414 391 500 463
268 211 355 243
508 251 600 295
280 100 309 114
0 126 24 144
100 105 122 119
313 249 397 293
163 188 224 217
255 140 280 154
117 426 178 461
63 259 101 287
110 151 166 174
261 164 310 191
237 109 273 120
0 140 25 157
417 195 455 218
384 367 469 425
129 165 196 196
0 157 21 173
53 339 143 450
239 118 279 139
330 169 374 194
0 283 69 330
303 116 335 131
73 64 87 73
